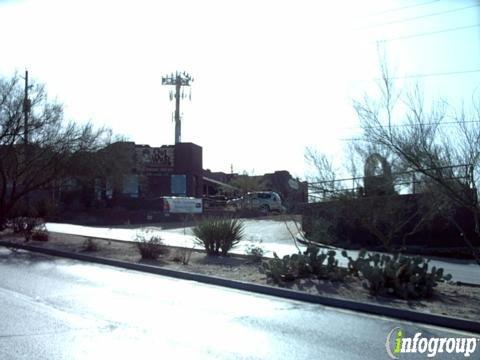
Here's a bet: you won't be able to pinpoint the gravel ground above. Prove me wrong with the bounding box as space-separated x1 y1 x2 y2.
2 231 479 323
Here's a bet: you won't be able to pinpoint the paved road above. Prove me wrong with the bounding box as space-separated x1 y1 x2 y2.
46 220 480 285
0 248 477 359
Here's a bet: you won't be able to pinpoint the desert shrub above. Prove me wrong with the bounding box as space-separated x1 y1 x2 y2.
136 234 169 259
193 217 244 256
245 239 265 262
31 229 49 242
261 247 347 283
171 247 193 265
342 250 452 299
12 217 27 233
82 237 98 252
12 217 42 241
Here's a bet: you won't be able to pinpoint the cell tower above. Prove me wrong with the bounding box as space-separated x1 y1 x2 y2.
161 71 193 144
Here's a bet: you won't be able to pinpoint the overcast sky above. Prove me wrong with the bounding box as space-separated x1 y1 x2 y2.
1 0 479 178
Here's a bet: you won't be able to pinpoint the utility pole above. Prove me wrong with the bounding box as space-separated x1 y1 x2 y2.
22 70 32 210
162 71 193 144
23 70 31 147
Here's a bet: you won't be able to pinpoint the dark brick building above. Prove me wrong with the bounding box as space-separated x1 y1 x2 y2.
102 141 203 200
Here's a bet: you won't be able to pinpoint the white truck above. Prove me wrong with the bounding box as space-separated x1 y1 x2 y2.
227 191 284 213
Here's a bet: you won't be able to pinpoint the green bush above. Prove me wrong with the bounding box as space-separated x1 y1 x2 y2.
193 217 244 256
136 234 169 260
342 250 452 299
261 247 347 283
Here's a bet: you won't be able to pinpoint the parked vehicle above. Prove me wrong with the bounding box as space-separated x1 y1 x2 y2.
227 191 284 213
203 195 228 210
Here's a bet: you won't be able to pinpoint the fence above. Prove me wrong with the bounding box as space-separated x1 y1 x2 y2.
308 164 475 203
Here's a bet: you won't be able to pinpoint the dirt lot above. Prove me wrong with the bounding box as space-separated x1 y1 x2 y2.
2 231 480 323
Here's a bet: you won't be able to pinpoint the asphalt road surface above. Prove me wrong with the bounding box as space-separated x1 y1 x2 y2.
0 248 477 360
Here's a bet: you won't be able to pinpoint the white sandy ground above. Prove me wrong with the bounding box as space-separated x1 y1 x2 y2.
46 220 305 258
45 220 480 284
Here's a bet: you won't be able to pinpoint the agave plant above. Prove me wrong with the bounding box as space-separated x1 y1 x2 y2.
193 217 245 256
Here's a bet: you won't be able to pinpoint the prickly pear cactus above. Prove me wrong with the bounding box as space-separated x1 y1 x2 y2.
346 250 453 299
261 246 347 284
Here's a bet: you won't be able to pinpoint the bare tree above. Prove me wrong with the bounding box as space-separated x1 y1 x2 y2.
304 145 435 251
305 147 337 184
354 64 480 262
0 73 110 225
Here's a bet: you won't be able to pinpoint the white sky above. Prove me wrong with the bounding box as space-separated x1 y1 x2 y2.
1 0 479 179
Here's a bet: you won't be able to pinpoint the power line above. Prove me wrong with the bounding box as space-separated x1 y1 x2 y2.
340 138 364 142
387 69 480 80
351 68 480 83
369 0 440 16
339 120 480 141
361 4 480 29
378 23 480 42
365 119 480 129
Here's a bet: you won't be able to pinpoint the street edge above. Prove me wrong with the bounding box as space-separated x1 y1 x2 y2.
1 240 479 334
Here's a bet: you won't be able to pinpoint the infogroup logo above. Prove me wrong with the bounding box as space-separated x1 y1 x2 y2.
385 327 479 359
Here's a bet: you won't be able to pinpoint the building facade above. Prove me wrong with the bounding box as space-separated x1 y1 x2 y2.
102 141 203 200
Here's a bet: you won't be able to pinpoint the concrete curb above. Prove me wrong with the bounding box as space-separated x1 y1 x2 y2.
1 240 479 334
455 281 480 288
